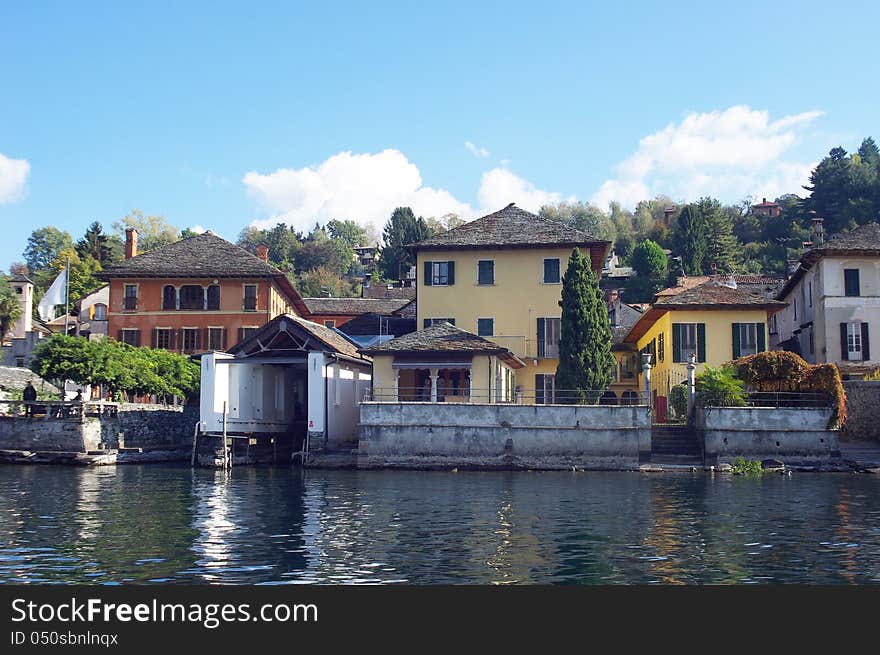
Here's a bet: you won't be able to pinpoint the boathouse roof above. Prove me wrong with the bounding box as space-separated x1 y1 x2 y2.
227 313 368 362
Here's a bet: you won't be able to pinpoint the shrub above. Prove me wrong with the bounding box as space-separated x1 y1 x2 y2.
669 383 689 418
865 368 880 381
695 365 747 407
801 364 847 429
731 457 764 476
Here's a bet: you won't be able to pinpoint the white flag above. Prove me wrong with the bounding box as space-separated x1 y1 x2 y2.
38 267 67 321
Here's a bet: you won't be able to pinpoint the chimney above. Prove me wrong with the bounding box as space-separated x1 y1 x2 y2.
255 244 269 262
811 216 825 245
124 228 138 259
663 206 676 224
763 197 767 204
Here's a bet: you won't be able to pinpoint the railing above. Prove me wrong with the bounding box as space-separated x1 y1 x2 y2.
364 388 649 406
0 400 120 420
696 391 831 409
123 297 137 311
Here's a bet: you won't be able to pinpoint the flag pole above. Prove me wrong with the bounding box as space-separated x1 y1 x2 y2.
64 255 70 335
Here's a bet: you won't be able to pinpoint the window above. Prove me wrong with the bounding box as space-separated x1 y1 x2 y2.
123 285 138 310
179 285 205 310
155 328 173 350
238 327 259 343
842 322 870 361
162 285 177 310
844 269 860 297
735 323 758 357
206 285 221 310
243 285 258 311
535 374 556 404
181 328 200 353
120 329 140 346
15 287 22 295
432 261 450 285
93 304 106 320
477 318 494 337
477 260 495 285
543 258 561 284
537 317 561 358
673 323 705 362
324 320 336 328
207 327 224 351
423 317 455 328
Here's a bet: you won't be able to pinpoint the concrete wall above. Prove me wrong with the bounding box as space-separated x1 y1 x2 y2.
841 380 880 441
697 407 838 464
0 416 102 452
358 402 651 470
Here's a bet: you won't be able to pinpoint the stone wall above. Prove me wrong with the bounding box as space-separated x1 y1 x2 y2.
0 416 102 452
100 404 199 449
697 407 839 464
357 402 652 470
840 381 880 441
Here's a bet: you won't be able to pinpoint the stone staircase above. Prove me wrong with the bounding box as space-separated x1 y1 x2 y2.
651 425 702 465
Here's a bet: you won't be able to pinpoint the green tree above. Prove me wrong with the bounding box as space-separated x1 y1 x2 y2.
294 266 355 298
76 221 120 264
112 210 181 252
539 201 612 239
630 239 667 278
673 204 707 275
698 197 739 274
326 219 367 247
0 275 23 339
555 248 614 401
379 207 432 281
23 227 74 273
237 224 302 268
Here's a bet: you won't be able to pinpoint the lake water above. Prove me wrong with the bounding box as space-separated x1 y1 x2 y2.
1 464 879 584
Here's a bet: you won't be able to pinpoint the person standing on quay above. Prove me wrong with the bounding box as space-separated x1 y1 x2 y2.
23 382 37 418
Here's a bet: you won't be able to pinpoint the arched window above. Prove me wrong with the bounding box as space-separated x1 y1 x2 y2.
92 303 107 320
206 285 221 310
600 391 618 405
162 285 177 310
179 285 204 310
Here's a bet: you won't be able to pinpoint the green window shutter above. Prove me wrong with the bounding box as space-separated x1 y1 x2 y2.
536 318 546 358
862 323 870 361
423 261 432 286
757 322 766 353
447 261 455 285
424 318 431 329
696 323 706 363
672 324 682 363
732 323 741 360
840 323 849 361
535 374 545 405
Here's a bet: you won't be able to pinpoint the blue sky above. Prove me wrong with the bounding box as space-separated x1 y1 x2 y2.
1 1 877 269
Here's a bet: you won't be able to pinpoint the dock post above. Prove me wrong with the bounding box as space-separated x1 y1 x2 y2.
222 401 229 469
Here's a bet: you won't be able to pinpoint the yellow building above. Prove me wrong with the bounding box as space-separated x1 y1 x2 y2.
622 279 787 417
410 203 609 402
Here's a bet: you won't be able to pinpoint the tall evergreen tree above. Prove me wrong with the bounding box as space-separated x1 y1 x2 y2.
76 221 118 264
379 207 432 282
698 197 739 274
555 248 614 402
674 204 707 275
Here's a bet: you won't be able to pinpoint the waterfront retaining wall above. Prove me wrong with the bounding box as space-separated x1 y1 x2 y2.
0 404 198 460
357 402 651 470
697 407 839 464
840 381 880 441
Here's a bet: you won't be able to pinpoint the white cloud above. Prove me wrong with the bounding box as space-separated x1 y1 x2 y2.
464 141 489 158
477 167 572 212
591 105 823 208
0 153 30 203
189 225 206 234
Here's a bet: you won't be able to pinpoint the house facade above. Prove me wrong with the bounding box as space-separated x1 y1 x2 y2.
773 222 880 377
98 229 308 354
410 203 610 401
622 280 786 417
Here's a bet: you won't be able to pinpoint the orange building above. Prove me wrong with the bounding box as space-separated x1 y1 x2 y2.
98 230 309 354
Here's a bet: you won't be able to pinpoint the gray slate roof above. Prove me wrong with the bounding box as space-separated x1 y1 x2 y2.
302 297 411 316
99 232 285 279
0 366 60 395
228 314 367 361
361 284 417 301
359 323 523 369
409 203 606 250
655 281 787 310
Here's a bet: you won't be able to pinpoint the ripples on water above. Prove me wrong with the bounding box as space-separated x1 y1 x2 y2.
1 464 879 584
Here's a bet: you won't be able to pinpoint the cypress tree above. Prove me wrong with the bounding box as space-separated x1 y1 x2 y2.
555 248 615 403
674 204 707 275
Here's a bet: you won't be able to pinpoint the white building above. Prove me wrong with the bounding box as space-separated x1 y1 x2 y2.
773 222 879 377
199 314 372 460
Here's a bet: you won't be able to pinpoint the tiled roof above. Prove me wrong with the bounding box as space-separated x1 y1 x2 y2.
409 203 609 251
361 284 417 301
99 232 285 279
778 222 880 299
337 312 416 338
10 274 34 284
227 313 367 361
657 274 785 300
359 322 525 368
654 281 788 310
302 297 410 316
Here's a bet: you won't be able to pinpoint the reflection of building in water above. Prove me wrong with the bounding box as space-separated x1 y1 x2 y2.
835 488 857 585
191 470 237 582
641 478 702 584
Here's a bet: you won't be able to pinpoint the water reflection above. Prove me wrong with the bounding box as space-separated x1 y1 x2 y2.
1 464 880 584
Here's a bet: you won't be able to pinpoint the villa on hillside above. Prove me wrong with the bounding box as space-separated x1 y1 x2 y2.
98 229 308 354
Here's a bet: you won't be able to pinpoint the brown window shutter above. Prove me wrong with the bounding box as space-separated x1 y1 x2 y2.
151 328 158 348
133 330 141 347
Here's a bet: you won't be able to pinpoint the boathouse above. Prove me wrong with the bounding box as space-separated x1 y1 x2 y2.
198 314 372 462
